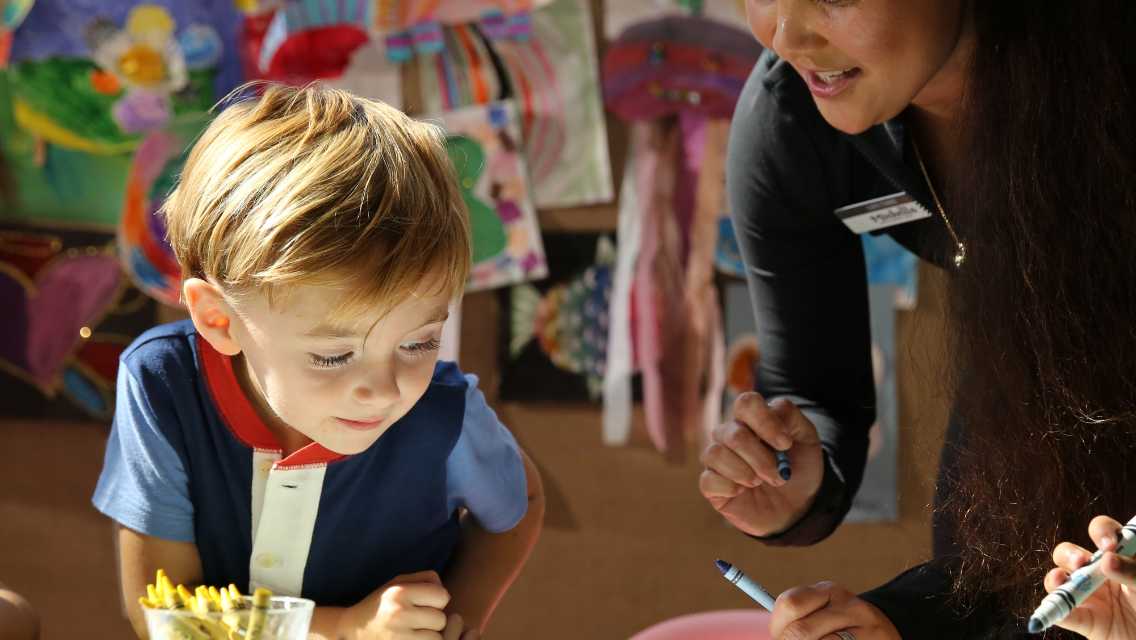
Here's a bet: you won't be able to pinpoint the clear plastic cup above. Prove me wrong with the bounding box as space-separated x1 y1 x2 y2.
143 595 314 640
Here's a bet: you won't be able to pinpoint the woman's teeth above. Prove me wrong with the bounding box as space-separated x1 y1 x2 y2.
817 68 854 83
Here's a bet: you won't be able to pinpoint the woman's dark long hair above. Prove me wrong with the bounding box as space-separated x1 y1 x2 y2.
943 0 1136 629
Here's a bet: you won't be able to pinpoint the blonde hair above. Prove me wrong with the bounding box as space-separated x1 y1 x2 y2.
162 82 470 316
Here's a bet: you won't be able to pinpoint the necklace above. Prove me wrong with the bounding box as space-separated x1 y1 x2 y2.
911 139 967 268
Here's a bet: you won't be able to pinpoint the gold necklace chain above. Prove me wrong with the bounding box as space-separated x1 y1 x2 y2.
911 139 967 268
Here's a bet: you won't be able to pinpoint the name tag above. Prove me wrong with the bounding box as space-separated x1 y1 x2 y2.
835 192 932 233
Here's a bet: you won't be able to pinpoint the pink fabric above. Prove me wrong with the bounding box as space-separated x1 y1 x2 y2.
631 610 773 640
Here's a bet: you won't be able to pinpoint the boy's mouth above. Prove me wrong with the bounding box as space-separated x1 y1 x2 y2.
335 416 385 431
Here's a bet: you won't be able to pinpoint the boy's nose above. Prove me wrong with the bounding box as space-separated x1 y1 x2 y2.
351 368 399 405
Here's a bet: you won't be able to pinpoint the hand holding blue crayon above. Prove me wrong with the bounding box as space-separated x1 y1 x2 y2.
699 393 826 537
1033 514 1136 639
715 560 898 640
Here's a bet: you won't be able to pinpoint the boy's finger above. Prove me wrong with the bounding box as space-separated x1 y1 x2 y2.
402 583 451 610
388 570 442 586
442 613 464 640
408 605 448 631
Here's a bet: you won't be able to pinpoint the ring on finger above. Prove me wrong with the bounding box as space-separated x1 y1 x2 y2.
835 632 856 640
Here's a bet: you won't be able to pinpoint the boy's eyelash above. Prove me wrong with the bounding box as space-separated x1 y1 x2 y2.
310 352 354 368
402 338 441 355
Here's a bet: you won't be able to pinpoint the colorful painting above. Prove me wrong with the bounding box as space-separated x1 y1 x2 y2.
0 222 157 420
499 233 614 404
435 100 547 291
412 0 612 209
241 0 371 85
509 236 613 399
2 0 242 225
118 114 209 306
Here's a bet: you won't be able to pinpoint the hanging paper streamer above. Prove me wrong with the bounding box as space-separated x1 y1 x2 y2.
601 15 761 460
250 0 372 84
119 115 209 306
435 100 547 291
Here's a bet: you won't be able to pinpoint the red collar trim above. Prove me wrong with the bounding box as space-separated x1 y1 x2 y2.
197 334 346 468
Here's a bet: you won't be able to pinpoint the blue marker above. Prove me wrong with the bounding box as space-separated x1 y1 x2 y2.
1027 515 1136 634
775 450 792 481
715 559 777 611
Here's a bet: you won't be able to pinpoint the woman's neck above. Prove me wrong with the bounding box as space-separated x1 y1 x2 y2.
908 3 976 187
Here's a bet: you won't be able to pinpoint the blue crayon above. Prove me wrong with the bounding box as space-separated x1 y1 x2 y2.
715 559 777 611
1027 514 1136 634
775 450 792 481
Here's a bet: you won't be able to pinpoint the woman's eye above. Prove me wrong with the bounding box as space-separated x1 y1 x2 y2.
309 352 354 368
400 338 441 356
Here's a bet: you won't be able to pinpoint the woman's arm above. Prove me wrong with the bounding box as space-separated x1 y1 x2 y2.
720 53 876 545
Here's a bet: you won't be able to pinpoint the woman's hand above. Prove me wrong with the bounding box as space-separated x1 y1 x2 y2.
1045 515 1136 640
770 581 900 640
699 392 825 537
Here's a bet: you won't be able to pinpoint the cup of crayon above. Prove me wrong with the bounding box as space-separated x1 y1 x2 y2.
143 586 314 640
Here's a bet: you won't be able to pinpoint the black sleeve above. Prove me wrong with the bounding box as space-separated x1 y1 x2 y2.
726 53 876 546
860 562 1008 639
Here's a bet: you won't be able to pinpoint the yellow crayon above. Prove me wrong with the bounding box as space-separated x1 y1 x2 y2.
245 587 271 640
208 586 222 608
218 589 241 632
227 584 244 607
160 576 178 607
177 585 195 609
139 595 157 610
148 584 161 605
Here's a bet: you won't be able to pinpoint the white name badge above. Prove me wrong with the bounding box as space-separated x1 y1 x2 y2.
835 192 933 234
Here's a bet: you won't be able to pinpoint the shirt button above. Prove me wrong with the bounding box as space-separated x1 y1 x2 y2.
254 553 280 569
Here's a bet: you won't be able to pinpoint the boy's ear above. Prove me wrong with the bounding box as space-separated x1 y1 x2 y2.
183 278 242 356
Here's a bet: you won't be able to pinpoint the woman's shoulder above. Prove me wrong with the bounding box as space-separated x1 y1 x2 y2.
728 50 852 226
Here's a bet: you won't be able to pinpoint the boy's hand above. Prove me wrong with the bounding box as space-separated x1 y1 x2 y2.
339 571 455 640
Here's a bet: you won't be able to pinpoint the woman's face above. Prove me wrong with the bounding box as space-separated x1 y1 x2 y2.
746 0 969 134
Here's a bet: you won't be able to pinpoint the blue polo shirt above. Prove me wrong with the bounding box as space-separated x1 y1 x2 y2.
92 320 527 606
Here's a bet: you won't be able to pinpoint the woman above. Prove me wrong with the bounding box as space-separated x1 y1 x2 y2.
699 0 1136 638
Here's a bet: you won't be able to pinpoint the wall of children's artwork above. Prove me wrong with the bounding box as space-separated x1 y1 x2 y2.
0 0 915 525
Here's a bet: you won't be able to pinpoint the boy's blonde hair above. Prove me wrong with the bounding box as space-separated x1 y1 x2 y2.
163 82 470 316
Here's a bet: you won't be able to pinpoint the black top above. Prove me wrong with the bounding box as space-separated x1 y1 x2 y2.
727 50 1023 638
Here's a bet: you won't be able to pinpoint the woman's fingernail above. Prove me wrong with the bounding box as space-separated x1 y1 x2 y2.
1100 536 1116 550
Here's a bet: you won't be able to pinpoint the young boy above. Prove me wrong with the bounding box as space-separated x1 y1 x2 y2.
92 84 544 640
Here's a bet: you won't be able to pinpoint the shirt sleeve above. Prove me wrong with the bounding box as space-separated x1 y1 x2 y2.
860 561 1006 638
91 364 195 542
445 374 528 533
727 52 875 546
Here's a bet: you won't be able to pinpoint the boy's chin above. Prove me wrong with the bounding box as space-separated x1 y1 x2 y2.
314 427 386 456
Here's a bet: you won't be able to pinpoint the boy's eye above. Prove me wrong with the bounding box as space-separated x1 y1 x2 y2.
400 338 441 356
309 352 354 368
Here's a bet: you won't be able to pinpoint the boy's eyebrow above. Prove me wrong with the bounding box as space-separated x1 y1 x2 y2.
303 308 450 338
